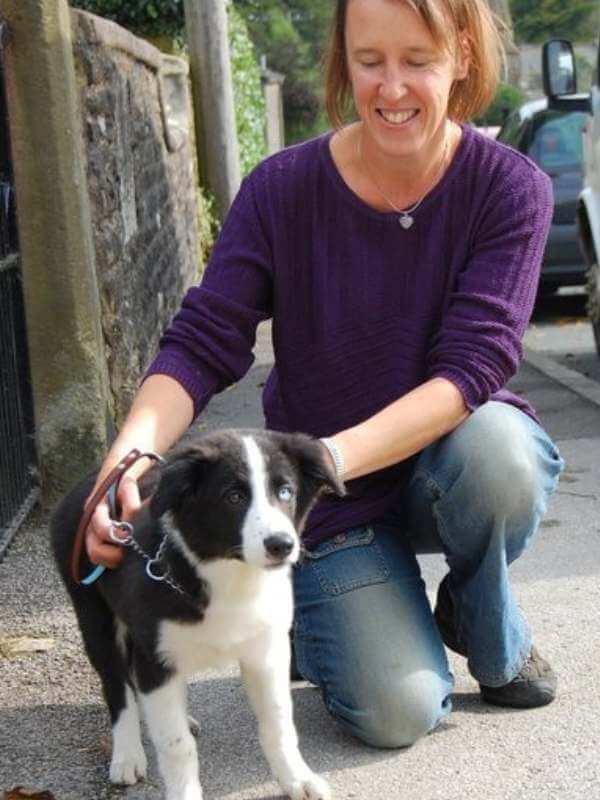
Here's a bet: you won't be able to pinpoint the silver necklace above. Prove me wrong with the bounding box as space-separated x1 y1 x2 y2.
358 131 449 229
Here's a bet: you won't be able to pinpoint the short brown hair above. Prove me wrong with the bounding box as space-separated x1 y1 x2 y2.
324 0 506 128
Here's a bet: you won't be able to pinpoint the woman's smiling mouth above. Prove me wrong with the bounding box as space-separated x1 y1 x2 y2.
377 108 419 125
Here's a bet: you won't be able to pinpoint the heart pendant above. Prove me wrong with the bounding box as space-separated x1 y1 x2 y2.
399 215 413 229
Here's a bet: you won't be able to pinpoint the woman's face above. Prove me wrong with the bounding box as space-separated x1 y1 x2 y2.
345 0 468 160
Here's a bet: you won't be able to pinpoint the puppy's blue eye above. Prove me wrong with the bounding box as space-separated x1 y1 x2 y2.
278 485 293 502
227 490 244 505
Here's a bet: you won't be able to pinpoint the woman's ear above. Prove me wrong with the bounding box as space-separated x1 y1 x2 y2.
453 33 471 81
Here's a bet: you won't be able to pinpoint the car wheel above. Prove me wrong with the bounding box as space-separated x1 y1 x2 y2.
586 260 600 356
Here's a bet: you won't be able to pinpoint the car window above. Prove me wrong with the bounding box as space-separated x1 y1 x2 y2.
527 111 586 173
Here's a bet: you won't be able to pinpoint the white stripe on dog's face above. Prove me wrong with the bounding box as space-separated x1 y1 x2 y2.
241 436 300 568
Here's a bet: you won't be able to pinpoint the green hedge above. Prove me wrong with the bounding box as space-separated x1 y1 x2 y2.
70 0 266 175
71 0 184 38
473 82 525 127
228 6 266 175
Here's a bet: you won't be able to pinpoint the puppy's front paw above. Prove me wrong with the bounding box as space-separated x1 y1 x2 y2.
109 744 148 785
284 772 331 800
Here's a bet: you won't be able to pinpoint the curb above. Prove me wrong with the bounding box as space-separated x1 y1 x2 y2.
523 346 600 410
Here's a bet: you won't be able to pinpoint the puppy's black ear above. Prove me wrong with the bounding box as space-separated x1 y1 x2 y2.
150 444 217 518
282 434 346 499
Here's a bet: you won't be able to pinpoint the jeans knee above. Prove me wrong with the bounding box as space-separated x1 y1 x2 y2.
327 671 448 749
441 410 544 524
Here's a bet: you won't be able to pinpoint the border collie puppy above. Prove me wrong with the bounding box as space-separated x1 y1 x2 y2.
51 429 343 800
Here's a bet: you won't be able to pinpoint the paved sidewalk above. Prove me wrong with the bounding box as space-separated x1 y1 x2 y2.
1 322 599 800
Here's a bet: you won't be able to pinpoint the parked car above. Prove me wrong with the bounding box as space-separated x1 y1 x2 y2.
542 37 600 355
496 98 589 293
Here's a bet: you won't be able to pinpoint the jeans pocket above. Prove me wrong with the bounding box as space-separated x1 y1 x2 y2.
306 527 390 596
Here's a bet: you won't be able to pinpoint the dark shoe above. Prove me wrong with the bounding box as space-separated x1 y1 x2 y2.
435 576 557 708
480 646 557 709
433 575 467 656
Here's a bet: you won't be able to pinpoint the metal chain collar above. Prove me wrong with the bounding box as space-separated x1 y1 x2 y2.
110 520 189 598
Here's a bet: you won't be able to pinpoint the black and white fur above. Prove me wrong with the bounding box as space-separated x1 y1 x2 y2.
51 429 343 800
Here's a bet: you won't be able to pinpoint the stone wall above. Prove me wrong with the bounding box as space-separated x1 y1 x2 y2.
71 10 200 426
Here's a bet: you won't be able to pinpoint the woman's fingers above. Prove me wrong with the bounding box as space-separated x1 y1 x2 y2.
118 474 142 521
84 471 144 568
84 498 124 568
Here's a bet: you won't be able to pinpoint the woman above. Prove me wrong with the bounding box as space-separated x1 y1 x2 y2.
86 0 564 748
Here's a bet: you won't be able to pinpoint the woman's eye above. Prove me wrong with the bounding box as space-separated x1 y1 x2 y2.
278 485 294 502
408 61 429 68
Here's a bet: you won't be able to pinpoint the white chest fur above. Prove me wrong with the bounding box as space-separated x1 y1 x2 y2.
157 560 294 676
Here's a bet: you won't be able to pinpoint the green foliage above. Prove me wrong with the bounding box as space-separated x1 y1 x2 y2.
509 0 599 44
473 82 525 127
228 5 267 175
234 0 333 144
575 53 594 92
197 187 220 272
70 0 184 38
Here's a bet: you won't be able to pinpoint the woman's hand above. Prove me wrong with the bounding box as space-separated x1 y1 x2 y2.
85 470 143 569
82 374 195 569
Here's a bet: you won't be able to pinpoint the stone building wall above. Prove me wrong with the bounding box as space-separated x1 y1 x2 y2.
71 10 200 426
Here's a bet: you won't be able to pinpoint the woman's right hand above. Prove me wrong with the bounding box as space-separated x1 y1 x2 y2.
85 470 143 569
81 373 195 569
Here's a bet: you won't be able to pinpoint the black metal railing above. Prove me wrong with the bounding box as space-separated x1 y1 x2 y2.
0 20 39 560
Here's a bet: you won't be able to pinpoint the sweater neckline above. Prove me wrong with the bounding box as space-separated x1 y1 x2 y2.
319 122 473 222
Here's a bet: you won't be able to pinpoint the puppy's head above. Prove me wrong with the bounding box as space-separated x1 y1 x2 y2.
150 429 344 570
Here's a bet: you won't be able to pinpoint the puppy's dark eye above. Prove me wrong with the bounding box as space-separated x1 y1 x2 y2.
226 490 245 505
277 484 294 502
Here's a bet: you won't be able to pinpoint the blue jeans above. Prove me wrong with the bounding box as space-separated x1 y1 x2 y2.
292 402 564 748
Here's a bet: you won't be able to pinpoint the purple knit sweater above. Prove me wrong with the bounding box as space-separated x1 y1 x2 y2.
146 124 553 547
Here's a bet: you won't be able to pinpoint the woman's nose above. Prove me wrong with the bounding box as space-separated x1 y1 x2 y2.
379 67 409 103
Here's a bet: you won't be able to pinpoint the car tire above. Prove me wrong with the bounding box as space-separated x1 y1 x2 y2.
586 260 600 356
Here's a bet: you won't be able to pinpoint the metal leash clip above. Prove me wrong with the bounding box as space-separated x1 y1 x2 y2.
108 521 134 546
106 483 134 545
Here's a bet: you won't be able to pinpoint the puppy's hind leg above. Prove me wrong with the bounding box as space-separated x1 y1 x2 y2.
140 674 203 800
240 632 331 800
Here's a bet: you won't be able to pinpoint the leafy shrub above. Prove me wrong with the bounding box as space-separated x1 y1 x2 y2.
228 5 266 175
197 187 220 272
70 0 184 39
473 82 525 127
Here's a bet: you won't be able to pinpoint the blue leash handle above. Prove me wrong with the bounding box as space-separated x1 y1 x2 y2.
80 483 118 585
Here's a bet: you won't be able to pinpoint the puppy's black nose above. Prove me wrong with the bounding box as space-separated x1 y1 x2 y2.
264 533 295 560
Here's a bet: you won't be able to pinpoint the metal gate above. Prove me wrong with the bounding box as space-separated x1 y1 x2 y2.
0 21 39 560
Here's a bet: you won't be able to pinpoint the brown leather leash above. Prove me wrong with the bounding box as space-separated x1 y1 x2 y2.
70 449 165 585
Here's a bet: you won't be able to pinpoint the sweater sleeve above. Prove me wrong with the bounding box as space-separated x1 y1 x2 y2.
426 162 553 410
144 174 273 419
